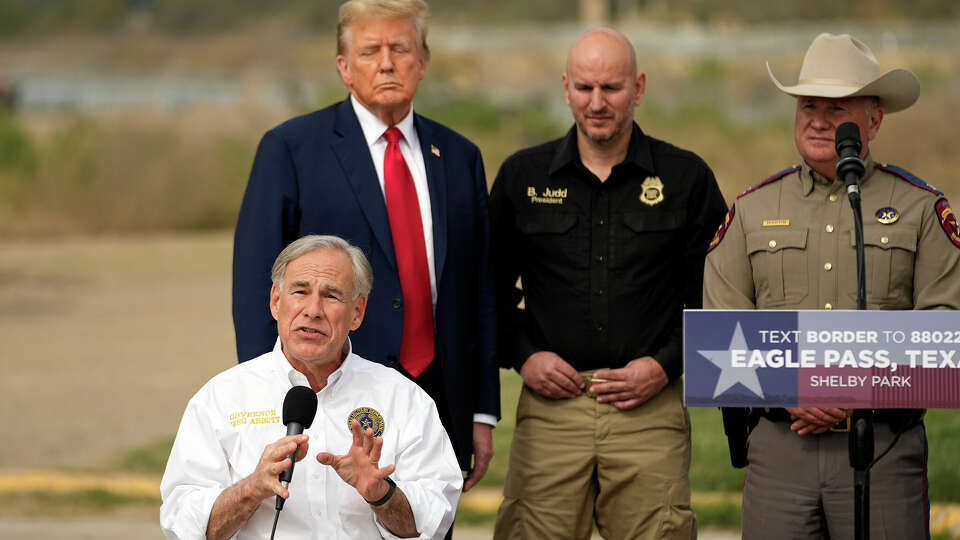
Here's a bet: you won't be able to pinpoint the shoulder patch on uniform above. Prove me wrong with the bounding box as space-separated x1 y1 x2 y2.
707 204 736 254
736 166 800 200
934 198 960 249
877 163 944 197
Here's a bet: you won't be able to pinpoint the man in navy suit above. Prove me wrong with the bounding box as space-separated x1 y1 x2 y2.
232 0 498 497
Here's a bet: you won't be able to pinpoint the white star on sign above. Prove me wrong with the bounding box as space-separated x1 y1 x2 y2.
697 322 765 399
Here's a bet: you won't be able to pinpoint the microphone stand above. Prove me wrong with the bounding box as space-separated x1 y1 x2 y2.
837 133 871 540
848 188 872 540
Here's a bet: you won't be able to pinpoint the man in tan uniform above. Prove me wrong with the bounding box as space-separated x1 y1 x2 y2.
704 33 960 539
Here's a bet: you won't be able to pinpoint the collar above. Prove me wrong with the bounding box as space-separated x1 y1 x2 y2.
349 94 417 148
271 337 353 391
798 154 878 196
548 122 654 178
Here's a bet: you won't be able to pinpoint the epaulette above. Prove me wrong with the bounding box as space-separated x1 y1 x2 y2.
876 163 943 197
736 166 800 200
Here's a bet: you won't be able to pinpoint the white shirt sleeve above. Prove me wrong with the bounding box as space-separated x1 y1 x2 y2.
160 389 230 539
374 390 462 539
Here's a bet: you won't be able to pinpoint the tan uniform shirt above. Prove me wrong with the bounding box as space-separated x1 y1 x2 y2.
704 158 960 311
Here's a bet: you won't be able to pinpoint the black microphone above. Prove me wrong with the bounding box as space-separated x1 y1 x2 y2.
835 122 865 201
276 385 318 511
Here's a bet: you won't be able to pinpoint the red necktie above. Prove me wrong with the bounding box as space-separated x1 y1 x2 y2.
382 127 434 377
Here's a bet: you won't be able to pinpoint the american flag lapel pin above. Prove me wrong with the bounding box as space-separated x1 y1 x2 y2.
430 144 440 157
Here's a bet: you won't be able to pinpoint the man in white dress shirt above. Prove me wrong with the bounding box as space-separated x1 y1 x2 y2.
162 235 462 539
231 0 498 499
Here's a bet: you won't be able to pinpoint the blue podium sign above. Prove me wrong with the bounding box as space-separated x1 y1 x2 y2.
684 310 960 408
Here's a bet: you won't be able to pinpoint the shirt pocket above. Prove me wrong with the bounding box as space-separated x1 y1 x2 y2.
610 210 684 270
845 227 917 307
746 229 809 307
516 211 586 270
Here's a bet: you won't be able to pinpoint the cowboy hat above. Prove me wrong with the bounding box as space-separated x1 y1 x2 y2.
767 33 919 113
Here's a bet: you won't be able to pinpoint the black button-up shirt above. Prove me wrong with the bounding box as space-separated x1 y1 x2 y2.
490 124 728 380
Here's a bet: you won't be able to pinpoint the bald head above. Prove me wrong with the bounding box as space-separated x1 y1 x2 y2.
562 27 644 148
566 27 637 78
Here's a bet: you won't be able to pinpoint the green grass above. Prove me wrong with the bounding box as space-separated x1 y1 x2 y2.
0 490 159 518
112 436 176 476
925 409 960 502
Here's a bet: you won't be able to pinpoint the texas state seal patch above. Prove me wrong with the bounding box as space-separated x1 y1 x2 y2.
935 198 960 249
707 205 736 254
348 407 385 437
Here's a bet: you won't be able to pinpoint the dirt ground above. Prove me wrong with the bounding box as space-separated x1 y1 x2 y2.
0 232 238 470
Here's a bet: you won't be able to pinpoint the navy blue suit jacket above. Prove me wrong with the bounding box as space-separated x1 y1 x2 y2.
232 98 499 468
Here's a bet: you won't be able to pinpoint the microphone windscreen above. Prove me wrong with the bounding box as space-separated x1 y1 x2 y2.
835 122 861 150
282 386 318 429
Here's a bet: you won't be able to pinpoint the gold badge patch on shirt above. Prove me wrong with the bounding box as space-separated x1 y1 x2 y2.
875 207 900 224
348 407 385 437
639 176 664 206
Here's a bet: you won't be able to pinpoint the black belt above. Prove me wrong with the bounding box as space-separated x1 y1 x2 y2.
757 408 924 434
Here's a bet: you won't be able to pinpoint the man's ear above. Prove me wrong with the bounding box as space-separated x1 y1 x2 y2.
269 284 280 321
865 103 884 144
336 55 351 87
350 295 368 331
634 72 646 106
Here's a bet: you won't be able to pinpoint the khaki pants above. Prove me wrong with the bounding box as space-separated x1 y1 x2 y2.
494 377 695 540
742 418 929 540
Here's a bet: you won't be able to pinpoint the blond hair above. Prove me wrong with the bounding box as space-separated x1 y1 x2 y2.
337 0 430 60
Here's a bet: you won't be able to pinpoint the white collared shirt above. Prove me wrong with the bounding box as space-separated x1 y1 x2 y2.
350 95 437 304
160 339 462 539
350 96 497 430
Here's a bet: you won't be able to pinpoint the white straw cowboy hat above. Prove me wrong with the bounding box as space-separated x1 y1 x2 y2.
767 32 920 113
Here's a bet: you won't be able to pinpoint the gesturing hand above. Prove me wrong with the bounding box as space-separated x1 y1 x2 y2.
316 419 396 501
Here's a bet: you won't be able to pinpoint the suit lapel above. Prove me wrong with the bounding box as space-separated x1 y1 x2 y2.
332 100 397 269
415 114 448 285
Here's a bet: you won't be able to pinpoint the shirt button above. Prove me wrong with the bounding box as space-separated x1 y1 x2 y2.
824 262 833 271
829 194 838 202
881 236 889 244
825 224 834 233
316 509 323 516
598 218 605 226
313 472 320 479
768 240 777 249
596 255 605 263
596 289 604 296
825 303 833 310
392 298 402 309
596 324 604 332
